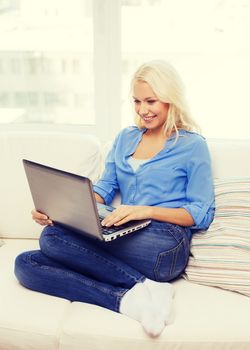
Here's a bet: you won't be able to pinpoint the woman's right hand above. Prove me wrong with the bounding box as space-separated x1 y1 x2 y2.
31 209 53 226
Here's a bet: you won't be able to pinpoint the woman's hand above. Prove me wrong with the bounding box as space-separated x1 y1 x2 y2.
31 209 53 226
101 205 152 227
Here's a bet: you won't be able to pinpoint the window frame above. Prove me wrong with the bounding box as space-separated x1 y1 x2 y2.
0 0 122 143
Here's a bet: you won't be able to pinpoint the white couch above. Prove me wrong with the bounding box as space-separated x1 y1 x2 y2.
0 129 250 350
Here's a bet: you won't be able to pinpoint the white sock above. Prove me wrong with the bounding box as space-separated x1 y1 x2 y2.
143 279 175 325
119 282 151 322
119 282 170 337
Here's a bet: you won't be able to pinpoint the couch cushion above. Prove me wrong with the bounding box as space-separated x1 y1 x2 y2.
185 177 250 296
0 239 70 350
59 278 250 350
0 130 102 239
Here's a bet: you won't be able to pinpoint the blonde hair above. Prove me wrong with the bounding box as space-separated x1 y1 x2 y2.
131 60 200 138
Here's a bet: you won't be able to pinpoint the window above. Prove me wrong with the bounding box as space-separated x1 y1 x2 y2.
121 0 250 139
0 0 95 126
0 0 249 141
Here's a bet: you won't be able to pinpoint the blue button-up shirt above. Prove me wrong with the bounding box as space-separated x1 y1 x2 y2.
93 126 215 230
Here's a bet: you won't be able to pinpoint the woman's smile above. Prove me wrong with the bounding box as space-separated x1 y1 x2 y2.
141 115 157 122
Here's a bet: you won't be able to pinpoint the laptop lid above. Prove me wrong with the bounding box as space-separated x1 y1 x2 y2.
23 159 104 240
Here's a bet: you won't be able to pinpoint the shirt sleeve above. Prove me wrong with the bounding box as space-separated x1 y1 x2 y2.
181 138 215 230
93 134 120 205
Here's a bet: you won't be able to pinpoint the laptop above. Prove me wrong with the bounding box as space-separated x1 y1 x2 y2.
23 159 151 242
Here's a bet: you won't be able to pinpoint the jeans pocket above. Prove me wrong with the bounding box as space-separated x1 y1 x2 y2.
154 236 190 282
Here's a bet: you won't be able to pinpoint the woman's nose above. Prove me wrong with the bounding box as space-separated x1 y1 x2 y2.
139 102 149 116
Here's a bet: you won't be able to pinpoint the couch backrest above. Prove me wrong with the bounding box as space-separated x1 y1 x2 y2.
1 132 249 239
0 130 102 239
207 139 250 178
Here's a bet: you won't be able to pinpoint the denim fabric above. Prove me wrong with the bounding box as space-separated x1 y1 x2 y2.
15 221 191 312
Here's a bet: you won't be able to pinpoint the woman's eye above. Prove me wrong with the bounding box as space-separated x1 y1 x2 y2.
133 100 140 104
147 100 156 104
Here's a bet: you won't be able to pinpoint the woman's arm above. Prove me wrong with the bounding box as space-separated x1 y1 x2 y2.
149 206 194 226
93 133 121 205
94 192 105 204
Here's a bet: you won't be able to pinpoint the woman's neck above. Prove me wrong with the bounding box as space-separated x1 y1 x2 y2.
144 128 169 141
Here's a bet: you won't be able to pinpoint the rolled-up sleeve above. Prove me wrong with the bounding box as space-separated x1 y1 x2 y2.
181 139 215 230
93 135 120 205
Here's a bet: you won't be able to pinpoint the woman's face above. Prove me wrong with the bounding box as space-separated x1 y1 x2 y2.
133 80 169 133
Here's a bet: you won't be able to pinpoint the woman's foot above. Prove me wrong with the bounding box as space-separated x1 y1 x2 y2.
143 278 175 326
119 280 174 337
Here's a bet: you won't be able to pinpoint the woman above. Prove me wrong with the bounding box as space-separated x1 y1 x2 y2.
15 60 215 337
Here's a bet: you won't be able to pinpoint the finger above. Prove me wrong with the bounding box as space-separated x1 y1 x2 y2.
31 209 48 220
101 214 111 226
35 219 53 226
35 219 47 226
114 215 133 226
101 212 119 226
104 213 131 227
101 216 120 227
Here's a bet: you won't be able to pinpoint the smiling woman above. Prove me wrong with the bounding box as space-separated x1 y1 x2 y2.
15 59 215 338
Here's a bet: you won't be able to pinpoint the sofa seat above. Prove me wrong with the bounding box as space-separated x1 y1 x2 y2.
1 239 250 350
0 239 70 350
60 281 250 350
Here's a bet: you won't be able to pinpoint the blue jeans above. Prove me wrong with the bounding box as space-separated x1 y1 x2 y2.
14 221 191 312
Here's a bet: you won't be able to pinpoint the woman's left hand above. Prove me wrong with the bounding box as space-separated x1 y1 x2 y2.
101 205 152 227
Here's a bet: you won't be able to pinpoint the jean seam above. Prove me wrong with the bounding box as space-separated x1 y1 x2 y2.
115 289 128 313
28 251 127 297
154 237 185 280
167 225 185 244
44 230 142 284
152 224 185 242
